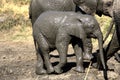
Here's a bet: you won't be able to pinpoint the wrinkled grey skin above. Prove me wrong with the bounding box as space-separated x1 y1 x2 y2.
75 0 120 65
105 0 120 60
29 0 75 24
29 0 93 59
29 0 93 74
33 11 106 74
73 0 113 17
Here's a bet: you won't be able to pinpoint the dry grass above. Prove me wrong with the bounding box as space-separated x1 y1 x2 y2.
0 0 32 42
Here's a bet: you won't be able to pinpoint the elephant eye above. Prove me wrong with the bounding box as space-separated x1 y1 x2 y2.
106 1 112 7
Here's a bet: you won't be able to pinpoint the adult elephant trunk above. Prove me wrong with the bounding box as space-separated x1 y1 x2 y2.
96 31 107 79
96 32 106 70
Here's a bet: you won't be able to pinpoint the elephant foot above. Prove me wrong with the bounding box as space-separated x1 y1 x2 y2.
47 66 54 74
92 62 98 69
35 68 47 75
83 53 93 60
73 66 85 73
54 66 63 74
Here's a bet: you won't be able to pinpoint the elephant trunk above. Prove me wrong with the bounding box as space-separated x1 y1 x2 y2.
97 34 108 79
97 34 106 70
93 29 107 70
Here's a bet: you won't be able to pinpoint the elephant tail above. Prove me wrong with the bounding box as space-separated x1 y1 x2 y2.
29 0 33 19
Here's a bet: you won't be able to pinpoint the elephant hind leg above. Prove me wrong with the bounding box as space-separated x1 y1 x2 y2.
33 38 47 75
83 39 93 60
35 47 47 75
34 33 54 74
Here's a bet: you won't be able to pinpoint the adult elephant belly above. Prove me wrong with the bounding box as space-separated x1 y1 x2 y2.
29 0 75 24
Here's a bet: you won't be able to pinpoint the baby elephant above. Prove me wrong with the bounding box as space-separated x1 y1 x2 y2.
33 11 106 74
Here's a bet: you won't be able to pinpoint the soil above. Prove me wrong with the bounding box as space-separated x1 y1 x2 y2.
0 41 120 80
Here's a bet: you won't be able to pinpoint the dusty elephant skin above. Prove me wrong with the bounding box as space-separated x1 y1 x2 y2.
29 0 94 73
29 0 76 24
33 11 106 75
104 0 120 60
29 0 93 60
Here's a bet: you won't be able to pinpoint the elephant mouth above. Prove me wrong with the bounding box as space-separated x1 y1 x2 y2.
90 34 97 39
102 10 112 17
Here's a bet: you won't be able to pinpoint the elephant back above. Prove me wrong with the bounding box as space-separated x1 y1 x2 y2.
29 0 76 24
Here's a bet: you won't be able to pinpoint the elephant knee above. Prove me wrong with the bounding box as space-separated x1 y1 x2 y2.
60 59 67 66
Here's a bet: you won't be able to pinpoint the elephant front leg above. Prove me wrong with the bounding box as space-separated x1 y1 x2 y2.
54 43 68 74
72 43 85 73
54 35 70 73
83 38 93 60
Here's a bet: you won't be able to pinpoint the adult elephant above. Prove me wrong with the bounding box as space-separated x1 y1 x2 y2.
74 0 120 67
29 0 106 24
29 0 76 25
104 0 120 60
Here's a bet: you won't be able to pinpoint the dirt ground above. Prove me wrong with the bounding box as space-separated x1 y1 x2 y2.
0 41 120 80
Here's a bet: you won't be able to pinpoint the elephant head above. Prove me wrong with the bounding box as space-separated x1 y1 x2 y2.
102 0 113 17
79 16 107 71
73 0 113 17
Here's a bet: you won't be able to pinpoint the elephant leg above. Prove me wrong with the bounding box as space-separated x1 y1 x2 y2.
83 38 93 60
54 34 70 73
113 0 120 61
33 39 47 75
72 42 84 73
35 33 54 74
